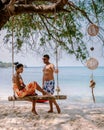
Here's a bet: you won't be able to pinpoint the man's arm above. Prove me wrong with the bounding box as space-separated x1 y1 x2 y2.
51 64 58 73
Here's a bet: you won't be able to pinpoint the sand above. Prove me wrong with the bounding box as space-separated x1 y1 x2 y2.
0 100 104 130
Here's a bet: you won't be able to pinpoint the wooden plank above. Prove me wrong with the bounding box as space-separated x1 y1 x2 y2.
8 95 67 101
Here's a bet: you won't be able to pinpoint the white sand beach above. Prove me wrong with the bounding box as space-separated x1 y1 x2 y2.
0 100 104 130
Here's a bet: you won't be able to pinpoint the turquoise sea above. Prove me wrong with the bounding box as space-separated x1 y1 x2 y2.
0 66 104 104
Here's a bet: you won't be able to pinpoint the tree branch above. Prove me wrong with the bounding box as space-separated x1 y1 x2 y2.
67 1 93 24
0 0 68 29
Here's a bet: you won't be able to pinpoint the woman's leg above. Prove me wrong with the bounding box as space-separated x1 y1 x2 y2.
48 100 53 113
35 82 48 95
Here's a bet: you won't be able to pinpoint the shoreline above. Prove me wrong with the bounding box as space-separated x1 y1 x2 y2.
0 99 104 130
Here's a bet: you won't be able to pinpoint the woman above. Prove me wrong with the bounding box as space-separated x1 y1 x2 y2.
12 62 47 115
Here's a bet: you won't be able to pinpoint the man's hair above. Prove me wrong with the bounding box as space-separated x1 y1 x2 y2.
43 54 50 59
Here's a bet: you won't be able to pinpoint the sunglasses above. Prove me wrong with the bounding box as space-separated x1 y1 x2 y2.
42 58 47 61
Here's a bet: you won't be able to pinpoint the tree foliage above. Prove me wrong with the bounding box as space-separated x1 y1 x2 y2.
0 0 104 63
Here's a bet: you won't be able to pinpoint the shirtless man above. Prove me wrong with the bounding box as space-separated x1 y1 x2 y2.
42 54 61 113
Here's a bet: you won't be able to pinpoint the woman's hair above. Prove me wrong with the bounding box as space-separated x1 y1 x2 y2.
14 62 23 70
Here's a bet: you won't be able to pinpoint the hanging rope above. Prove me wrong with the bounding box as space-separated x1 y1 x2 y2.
6 1 16 106
11 16 16 107
89 43 96 103
12 17 14 76
87 23 99 103
53 7 61 95
55 43 61 95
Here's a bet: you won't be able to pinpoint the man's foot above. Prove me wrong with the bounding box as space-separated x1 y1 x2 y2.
48 110 53 113
56 106 61 114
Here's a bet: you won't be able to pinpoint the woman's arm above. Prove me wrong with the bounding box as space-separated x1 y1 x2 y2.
13 74 25 90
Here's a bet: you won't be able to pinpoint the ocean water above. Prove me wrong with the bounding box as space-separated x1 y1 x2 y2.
0 66 104 104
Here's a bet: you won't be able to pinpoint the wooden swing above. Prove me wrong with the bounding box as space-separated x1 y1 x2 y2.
8 95 67 101
8 17 67 103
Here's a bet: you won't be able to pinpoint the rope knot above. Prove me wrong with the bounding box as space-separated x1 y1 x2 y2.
56 86 60 95
90 80 96 88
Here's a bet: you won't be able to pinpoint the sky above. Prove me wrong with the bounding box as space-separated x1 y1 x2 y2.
0 30 104 67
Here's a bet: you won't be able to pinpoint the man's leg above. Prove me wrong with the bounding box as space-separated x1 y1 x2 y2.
53 99 61 113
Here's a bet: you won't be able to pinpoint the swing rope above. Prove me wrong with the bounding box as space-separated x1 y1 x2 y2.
55 43 61 95
53 7 61 96
11 16 16 106
6 2 16 105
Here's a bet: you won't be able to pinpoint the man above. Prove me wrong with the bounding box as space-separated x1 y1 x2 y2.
42 54 61 113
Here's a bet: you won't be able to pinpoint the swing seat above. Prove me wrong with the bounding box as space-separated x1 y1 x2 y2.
8 95 67 101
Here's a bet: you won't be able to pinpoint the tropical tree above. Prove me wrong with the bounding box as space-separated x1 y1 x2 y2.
0 0 104 63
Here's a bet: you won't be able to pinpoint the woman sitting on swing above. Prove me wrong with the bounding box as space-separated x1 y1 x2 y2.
12 62 48 115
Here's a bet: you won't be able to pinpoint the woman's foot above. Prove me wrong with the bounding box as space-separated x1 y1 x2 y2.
32 109 38 115
48 110 53 113
42 90 49 95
